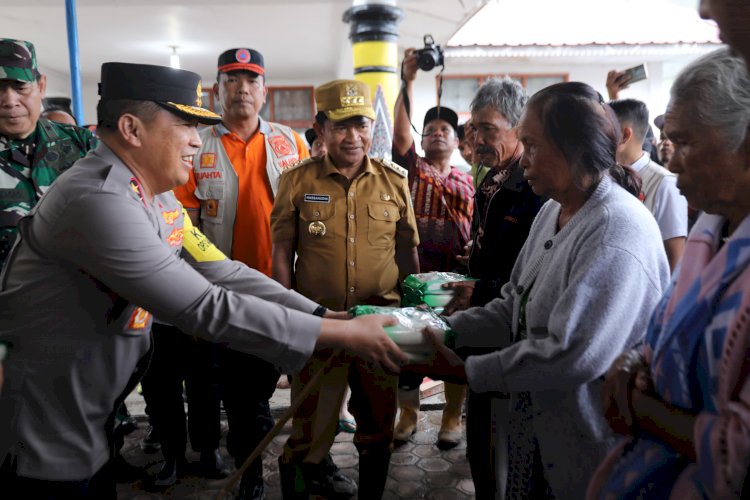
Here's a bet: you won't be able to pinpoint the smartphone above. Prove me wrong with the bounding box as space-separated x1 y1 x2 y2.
622 63 648 84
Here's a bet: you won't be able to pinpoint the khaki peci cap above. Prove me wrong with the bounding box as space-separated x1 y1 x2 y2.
315 79 376 122
0 38 40 83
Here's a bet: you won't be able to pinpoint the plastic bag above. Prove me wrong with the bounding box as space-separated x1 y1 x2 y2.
348 305 455 361
402 272 476 311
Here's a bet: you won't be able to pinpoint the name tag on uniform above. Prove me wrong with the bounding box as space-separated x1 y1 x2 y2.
304 194 330 203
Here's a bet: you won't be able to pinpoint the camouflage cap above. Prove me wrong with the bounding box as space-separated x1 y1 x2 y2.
315 79 376 122
0 38 40 83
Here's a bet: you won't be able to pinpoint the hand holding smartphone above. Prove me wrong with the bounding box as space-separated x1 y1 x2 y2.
622 63 648 84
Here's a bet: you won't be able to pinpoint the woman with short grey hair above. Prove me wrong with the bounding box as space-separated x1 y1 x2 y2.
411 81 670 499
589 47 750 500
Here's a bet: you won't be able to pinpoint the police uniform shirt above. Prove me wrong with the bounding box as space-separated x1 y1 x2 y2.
271 154 419 311
0 143 323 480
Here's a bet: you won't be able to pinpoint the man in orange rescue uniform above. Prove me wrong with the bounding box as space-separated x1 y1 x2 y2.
173 47 309 499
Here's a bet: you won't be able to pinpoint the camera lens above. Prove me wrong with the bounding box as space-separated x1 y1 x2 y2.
417 50 437 71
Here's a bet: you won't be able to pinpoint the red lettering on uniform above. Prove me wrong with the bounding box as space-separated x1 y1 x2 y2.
166 227 184 247
161 209 180 225
196 171 222 180
269 136 293 158
278 157 300 169
200 153 216 168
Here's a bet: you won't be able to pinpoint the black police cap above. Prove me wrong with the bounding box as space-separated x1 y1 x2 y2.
98 62 220 125
423 106 459 133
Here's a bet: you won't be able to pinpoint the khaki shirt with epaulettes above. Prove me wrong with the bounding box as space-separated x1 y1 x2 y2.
271 154 419 311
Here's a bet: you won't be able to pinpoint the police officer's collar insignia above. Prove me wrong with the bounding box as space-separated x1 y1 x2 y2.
129 177 147 207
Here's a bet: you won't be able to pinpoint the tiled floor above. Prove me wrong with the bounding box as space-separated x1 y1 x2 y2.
116 389 475 499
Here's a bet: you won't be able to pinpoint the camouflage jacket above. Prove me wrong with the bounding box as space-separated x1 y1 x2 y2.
0 118 97 266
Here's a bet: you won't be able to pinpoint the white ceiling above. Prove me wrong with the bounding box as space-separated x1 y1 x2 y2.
1 0 484 93
1 0 719 124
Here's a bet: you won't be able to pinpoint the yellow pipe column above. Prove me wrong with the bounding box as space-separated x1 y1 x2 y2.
343 3 403 127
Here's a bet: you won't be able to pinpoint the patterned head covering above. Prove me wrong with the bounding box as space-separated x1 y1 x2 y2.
0 38 40 82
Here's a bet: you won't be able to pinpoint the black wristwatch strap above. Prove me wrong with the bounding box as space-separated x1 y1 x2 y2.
313 305 327 317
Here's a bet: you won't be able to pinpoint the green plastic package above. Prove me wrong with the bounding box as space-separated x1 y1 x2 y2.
348 305 457 361
402 272 475 310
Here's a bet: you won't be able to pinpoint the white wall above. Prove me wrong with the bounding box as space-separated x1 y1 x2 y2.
397 54 705 167
60 53 704 141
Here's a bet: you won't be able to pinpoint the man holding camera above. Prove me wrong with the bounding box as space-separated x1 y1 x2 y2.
391 48 474 449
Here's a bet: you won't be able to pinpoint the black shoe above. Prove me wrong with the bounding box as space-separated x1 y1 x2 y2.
308 455 357 499
196 448 231 479
237 476 266 500
145 458 183 489
140 425 161 454
113 453 144 483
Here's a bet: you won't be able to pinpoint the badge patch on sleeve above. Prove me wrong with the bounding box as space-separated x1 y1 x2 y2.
200 153 216 169
127 307 151 330
166 227 184 247
162 209 180 225
304 194 331 203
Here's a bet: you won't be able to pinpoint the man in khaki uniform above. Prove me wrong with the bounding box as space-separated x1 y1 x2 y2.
271 79 419 499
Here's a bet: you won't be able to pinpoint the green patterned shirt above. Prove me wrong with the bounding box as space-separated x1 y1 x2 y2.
0 118 96 266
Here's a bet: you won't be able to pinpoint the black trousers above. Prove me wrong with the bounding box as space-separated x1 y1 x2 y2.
0 455 116 500
218 346 280 484
140 323 223 459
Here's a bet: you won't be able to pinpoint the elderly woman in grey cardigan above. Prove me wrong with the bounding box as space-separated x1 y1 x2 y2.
414 82 670 499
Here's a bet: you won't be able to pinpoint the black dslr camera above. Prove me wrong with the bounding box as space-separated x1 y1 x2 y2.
414 34 444 71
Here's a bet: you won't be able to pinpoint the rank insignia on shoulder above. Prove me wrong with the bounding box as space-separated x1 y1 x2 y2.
378 158 408 178
282 157 317 174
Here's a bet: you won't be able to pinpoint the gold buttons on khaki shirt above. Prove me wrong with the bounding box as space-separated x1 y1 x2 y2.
383 209 389 217
348 214 355 220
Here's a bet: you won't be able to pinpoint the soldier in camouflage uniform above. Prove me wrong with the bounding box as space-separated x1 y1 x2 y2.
0 38 96 267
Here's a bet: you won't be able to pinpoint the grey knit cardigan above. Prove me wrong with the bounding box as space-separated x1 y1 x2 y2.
449 175 671 499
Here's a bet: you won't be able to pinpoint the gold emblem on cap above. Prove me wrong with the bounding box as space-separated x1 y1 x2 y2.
380 193 391 201
340 82 365 108
196 82 203 107
309 221 326 237
167 102 221 119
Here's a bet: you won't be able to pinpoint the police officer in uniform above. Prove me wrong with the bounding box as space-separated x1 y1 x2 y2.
0 63 406 500
0 38 96 268
272 79 420 499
